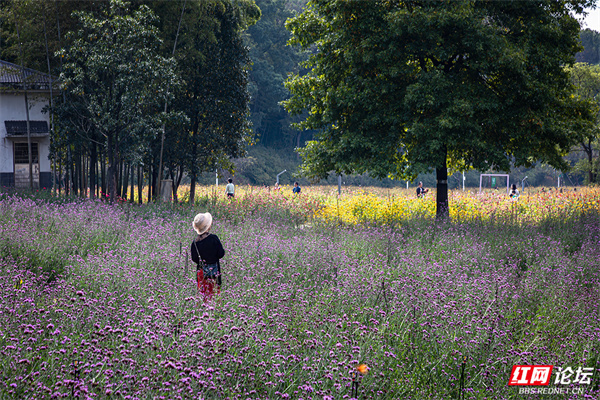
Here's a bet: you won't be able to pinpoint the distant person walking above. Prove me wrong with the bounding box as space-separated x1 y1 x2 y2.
293 181 301 194
225 178 235 198
416 181 429 198
509 183 520 200
191 212 225 302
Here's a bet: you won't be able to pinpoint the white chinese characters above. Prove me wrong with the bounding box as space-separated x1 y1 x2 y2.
554 366 594 385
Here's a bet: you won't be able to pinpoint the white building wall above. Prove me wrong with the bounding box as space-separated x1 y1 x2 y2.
0 92 51 173
0 128 11 173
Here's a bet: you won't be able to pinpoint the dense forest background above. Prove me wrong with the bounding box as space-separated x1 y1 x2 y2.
1 0 599 191
223 5 600 189
224 6 600 189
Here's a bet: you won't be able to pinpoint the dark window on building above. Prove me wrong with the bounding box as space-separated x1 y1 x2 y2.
14 143 39 164
4 121 49 135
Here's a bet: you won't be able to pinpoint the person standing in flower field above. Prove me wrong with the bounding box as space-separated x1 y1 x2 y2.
225 178 235 198
191 212 225 302
416 181 429 198
510 183 520 200
293 181 301 195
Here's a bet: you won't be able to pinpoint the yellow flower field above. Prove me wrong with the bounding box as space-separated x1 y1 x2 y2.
147 184 600 226
315 186 600 225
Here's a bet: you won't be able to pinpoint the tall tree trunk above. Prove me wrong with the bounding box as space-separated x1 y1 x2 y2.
58 160 62 195
189 172 196 204
175 166 184 195
100 150 106 198
74 151 80 196
57 0 67 195
189 139 197 204
129 164 134 203
138 165 142 205
586 139 594 184
43 6 56 194
107 134 116 204
147 164 152 203
78 152 83 196
95 150 100 198
81 153 86 197
122 162 129 201
151 165 158 202
170 167 178 203
172 164 184 204
116 161 122 198
71 148 76 195
89 143 97 199
157 0 187 200
66 146 71 196
436 148 449 220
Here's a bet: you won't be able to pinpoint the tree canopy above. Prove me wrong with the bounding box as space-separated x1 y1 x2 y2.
246 0 307 149
155 0 259 202
284 0 596 217
1 0 260 201
577 28 600 64
568 62 600 183
57 0 179 203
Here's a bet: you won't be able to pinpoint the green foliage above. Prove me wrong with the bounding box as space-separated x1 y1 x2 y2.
231 145 300 185
246 0 308 148
284 0 596 216
569 63 600 105
577 28 600 64
567 62 600 183
56 0 179 203
1 0 261 202
0 1 112 78
148 0 259 201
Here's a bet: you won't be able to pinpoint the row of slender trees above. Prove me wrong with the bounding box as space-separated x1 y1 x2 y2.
53 142 172 204
1 0 260 203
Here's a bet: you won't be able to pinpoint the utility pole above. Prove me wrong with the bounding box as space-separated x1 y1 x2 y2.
521 176 528 193
276 170 287 185
43 6 55 194
16 21 33 189
157 0 186 201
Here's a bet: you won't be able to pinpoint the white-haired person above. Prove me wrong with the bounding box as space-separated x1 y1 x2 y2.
191 212 225 302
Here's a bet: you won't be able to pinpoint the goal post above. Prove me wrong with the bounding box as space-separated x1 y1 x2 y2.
479 174 510 195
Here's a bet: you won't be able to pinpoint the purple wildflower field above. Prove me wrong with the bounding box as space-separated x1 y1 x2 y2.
1 193 599 399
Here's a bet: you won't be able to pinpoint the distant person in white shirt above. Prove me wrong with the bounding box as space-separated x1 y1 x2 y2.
509 183 519 200
225 178 235 198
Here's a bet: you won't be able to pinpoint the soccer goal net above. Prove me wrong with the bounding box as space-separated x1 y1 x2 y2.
479 174 510 195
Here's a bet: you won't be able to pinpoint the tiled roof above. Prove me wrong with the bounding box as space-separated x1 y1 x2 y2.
0 59 55 90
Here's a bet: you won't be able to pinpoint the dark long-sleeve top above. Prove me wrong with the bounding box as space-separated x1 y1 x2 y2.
191 234 225 266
